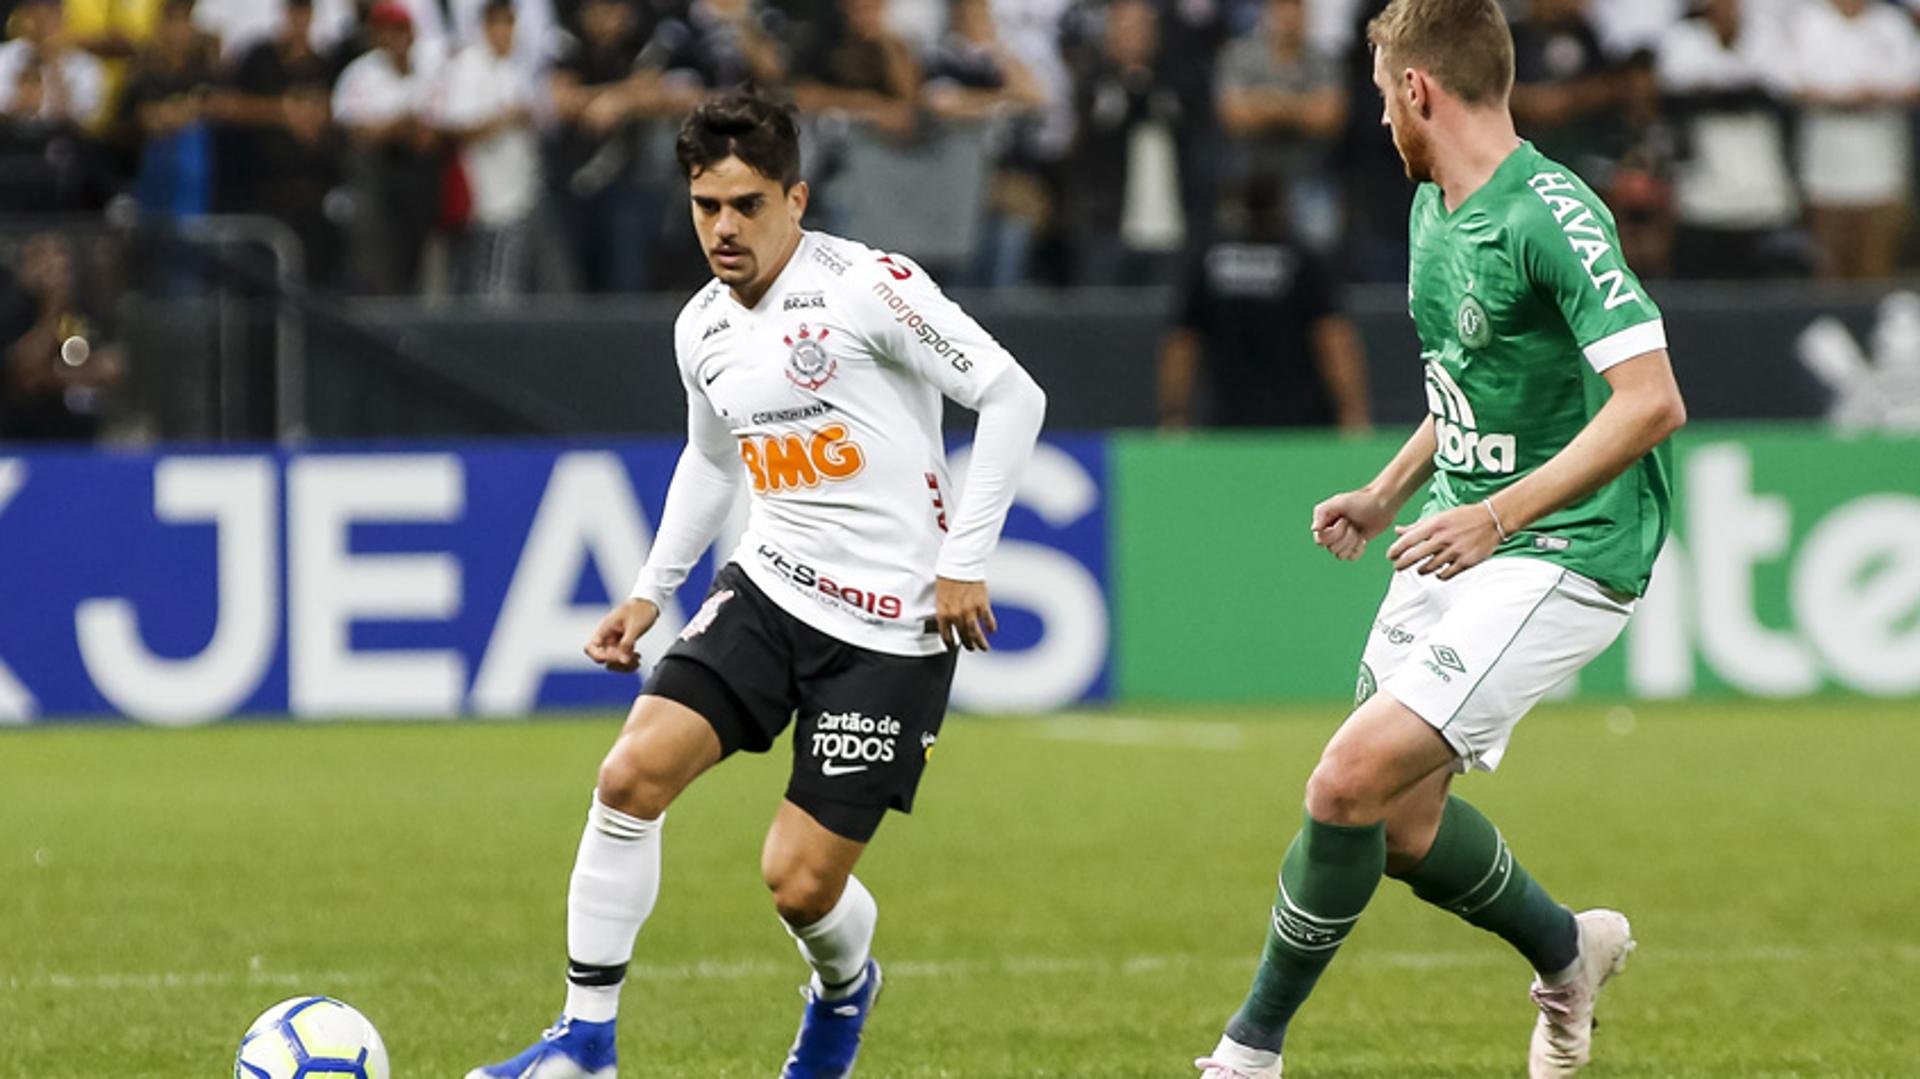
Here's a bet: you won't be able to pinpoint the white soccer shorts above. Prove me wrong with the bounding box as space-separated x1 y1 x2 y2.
1359 556 1634 772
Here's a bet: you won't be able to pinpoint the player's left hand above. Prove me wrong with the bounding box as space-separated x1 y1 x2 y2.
935 577 997 652
1386 504 1503 579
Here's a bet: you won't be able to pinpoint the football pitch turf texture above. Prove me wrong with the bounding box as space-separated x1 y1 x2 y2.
3 700 1916 1077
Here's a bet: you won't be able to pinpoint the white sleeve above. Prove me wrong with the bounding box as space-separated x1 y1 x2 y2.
935 364 1046 581
0 46 22 112
627 374 743 610
66 54 105 125
1888 16 1920 94
436 52 495 125
332 62 371 124
857 253 1017 408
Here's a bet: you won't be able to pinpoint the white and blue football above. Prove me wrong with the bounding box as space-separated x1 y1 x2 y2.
235 995 390 1079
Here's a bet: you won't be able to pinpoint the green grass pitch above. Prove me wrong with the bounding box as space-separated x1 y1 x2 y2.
3 699 1917 1077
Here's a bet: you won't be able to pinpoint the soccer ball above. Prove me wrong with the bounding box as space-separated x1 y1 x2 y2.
235 996 390 1079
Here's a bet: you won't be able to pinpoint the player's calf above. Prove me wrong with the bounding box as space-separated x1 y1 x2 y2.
1393 796 1579 977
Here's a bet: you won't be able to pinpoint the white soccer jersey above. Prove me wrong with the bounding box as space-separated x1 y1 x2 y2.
632 231 1028 657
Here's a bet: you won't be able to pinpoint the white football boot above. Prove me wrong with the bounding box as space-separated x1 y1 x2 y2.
1194 1034 1282 1078
1527 908 1635 1078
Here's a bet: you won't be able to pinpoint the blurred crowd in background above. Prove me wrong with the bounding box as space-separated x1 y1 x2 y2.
0 0 1918 299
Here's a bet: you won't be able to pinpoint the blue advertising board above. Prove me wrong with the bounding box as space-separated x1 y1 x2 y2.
0 438 1108 723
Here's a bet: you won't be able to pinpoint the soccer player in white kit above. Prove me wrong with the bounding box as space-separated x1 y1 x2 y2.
467 88 1047 1079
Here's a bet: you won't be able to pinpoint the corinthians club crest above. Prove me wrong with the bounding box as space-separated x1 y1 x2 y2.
784 323 837 391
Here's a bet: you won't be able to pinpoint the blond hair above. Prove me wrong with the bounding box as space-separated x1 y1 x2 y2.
1367 0 1514 107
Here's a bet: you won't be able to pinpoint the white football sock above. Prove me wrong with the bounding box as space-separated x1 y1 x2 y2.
562 793 663 1023
784 874 877 1000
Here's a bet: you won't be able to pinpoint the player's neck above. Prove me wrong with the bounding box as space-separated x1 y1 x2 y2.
730 229 806 310
1431 112 1522 213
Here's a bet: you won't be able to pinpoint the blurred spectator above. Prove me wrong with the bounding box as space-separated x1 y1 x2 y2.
437 0 540 296
1655 0 1801 280
1215 0 1345 251
1588 0 1684 59
447 0 558 72
332 0 441 293
1065 0 1185 286
791 0 919 139
1158 173 1368 432
0 0 107 129
922 0 1042 126
218 0 345 286
1147 0 1231 247
1333 0 1406 283
189 0 357 61
121 0 219 219
641 0 786 90
0 59 94 210
547 0 668 292
922 0 1044 285
1791 0 1920 281
1509 0 1626 175
0 232 124 441
885 0 941 52
990 0 1072 147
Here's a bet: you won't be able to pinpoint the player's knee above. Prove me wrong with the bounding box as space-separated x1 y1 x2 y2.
762 852 840 925
596 743 677 820
1304 756 1390 826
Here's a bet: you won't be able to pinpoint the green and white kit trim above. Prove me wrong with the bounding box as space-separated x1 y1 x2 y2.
1360 558 1634 772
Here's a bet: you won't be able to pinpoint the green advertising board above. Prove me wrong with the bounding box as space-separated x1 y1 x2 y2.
1112 425 1920 704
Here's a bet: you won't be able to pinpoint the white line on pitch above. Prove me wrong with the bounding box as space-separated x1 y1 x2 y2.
14 943 1915 992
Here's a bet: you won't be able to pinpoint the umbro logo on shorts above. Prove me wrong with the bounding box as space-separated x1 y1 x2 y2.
1430 645 1468 674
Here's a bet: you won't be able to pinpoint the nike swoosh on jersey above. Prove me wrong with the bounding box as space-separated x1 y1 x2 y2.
703 368 724 386
819 760 870 777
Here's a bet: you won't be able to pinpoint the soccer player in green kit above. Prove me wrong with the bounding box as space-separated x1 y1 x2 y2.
1195 1 1687 1077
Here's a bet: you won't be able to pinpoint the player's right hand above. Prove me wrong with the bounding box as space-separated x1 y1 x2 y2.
585 598 660 673
1311 489 1396 562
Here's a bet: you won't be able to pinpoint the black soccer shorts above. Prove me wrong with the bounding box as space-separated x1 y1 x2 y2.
645 562 957 842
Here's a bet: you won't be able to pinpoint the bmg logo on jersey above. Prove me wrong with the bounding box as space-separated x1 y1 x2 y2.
811 711 902 776
1425 357 1517 474
739 423 866 493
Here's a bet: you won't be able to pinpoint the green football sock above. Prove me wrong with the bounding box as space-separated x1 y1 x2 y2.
1398 795 1578 975
1225 813 1386 1053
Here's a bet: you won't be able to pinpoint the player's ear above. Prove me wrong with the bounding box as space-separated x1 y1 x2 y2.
789 180 809 222
1405 67 1433 121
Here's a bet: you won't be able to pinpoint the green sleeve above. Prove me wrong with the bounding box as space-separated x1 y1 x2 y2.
1518 171 1666 372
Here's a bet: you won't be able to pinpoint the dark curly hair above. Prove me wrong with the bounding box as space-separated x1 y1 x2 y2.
674 86 803 189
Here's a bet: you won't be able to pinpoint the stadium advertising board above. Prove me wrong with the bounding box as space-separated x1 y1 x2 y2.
0 439 1110 723
1113 427 1920 703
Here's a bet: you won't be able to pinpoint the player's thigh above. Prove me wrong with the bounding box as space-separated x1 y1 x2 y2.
649 562 804 758
1357 567 1448 706
1382 558 1632 773
787 636 959 844
1309 690 1459 824
598 693 727 814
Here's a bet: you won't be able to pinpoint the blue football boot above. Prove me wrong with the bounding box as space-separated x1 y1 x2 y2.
464 1016 617 1079
778 959 883 1079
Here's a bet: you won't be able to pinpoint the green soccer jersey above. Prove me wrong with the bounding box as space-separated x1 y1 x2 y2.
1406 141 1672 596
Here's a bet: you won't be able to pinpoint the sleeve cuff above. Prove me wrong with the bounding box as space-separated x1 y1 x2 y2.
1582 319 1667 373
933 553 988 582
627 573 674 611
